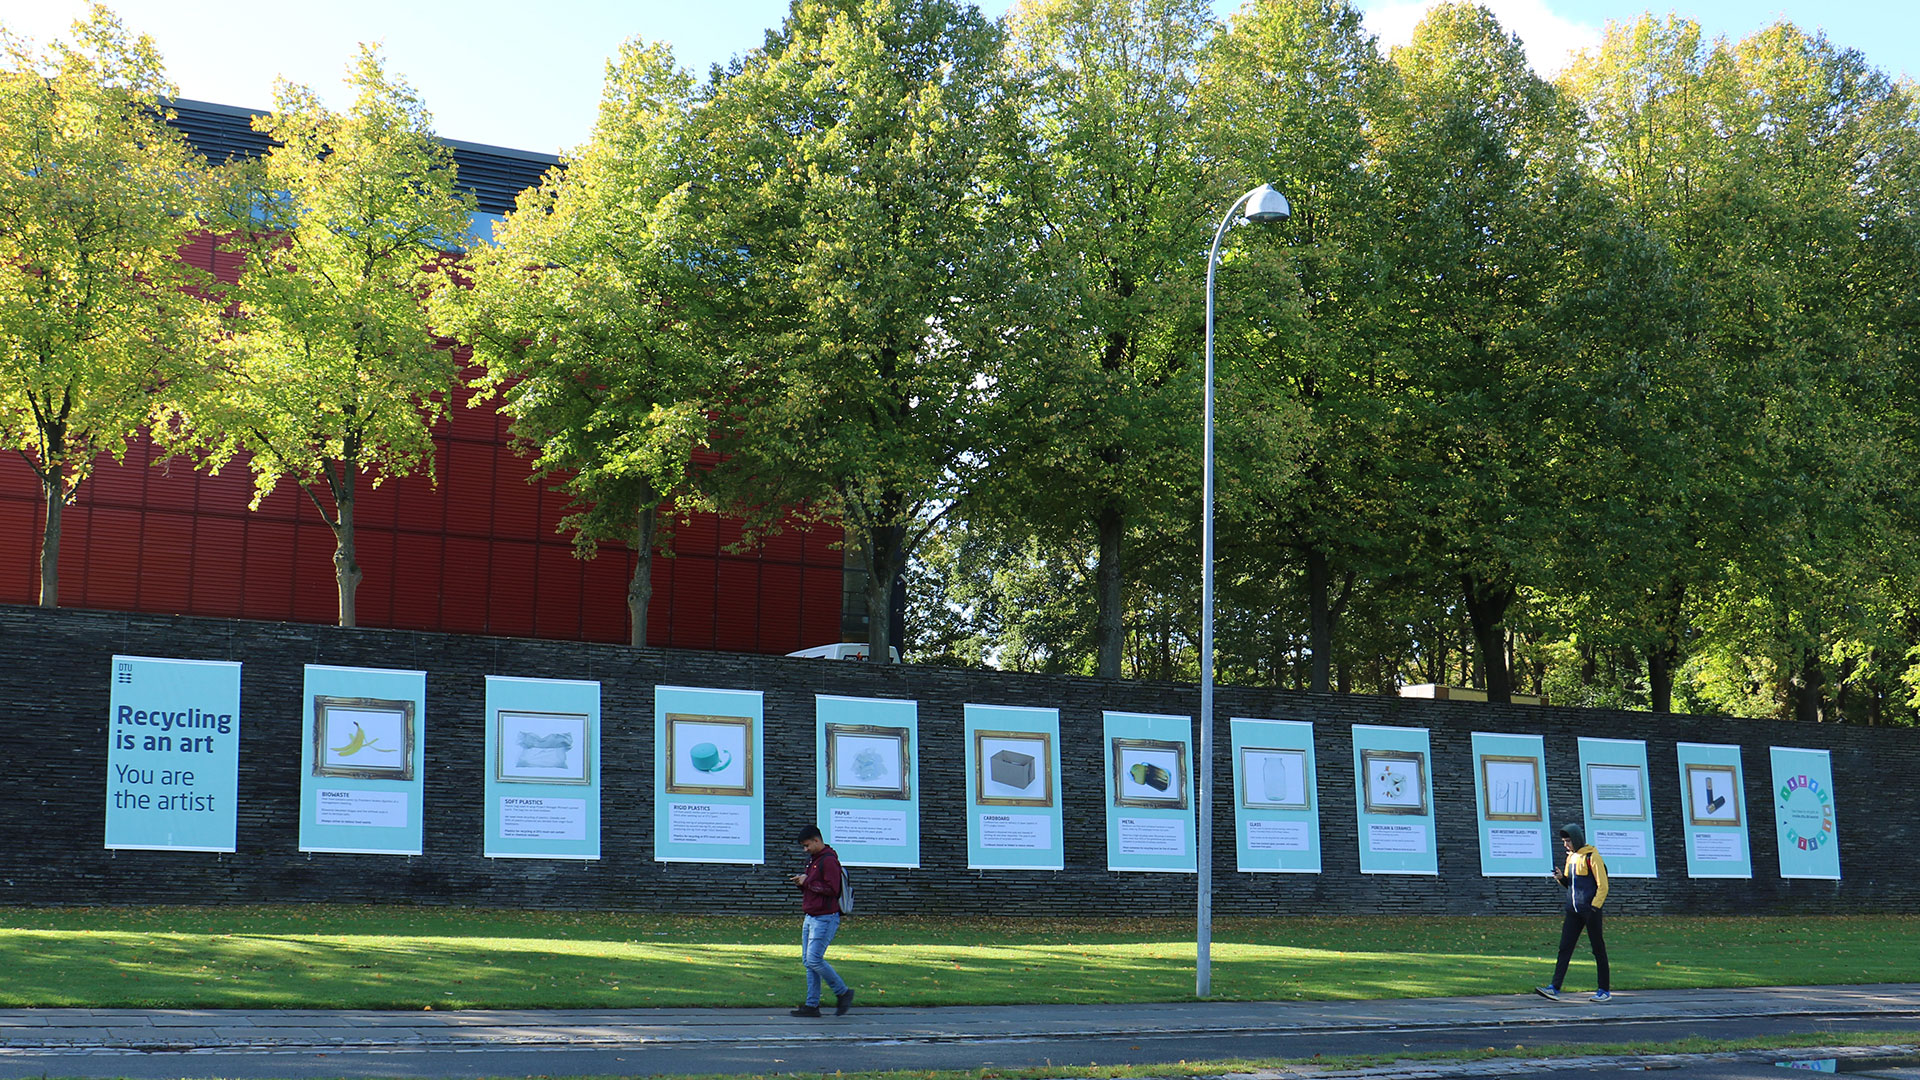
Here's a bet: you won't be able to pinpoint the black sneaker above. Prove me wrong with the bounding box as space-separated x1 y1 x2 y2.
835 989 855 1016
790 1005 822 1017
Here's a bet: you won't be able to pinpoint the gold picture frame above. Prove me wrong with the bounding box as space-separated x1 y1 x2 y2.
1361 748 1429 816
825 723 912 800
1480 754 1543 822
973 729 1054 807
1111 737 1189 810
665 712 755 796
312 695 415 780
1685 763 1741 827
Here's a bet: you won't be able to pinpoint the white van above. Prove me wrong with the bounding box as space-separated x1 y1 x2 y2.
786 643 901 663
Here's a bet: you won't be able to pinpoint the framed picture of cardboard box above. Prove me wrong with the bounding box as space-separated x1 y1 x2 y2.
1240 746 1310 810
1361 748 1428 815
496 710 590 785
1480 754 1543 822
665 713 754 796
1586 762 1647 821
826 722 912 800
313 696 414 780
1112 737 1188 810
974 729 1053 807
1685 763 1741 827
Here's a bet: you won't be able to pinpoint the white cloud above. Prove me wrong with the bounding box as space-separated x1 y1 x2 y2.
1360 0 1603 77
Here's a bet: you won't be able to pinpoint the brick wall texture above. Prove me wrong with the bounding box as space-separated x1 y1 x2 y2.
2 602 1911 916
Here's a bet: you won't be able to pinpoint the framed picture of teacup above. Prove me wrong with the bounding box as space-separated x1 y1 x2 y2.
1240 746 1310 810
1112 737 1188 810
826 723 911 800
496 710 590 785
1361 749 1428 815
665 712 754 796
313 695 414 780
974 729 1054 807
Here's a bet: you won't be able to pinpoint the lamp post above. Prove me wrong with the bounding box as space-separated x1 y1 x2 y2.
1198 183 1289 999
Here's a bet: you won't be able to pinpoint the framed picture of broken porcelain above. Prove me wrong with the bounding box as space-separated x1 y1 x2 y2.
495 710 590 785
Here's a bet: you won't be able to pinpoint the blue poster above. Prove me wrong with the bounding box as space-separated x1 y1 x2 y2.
483 676 601 861
1576 736 1656 877
1352 725 1438 875
1771 746 1841 880
1229 717 1320 873
104 655 242 852
1470 731 1552 877
654 685 764 864
1102 711 1196 873
298 665 427 856
816 695 918 868
963 703 1064 871
1676 741 1751 879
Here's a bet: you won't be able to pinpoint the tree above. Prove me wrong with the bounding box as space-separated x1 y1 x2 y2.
992 0 1223 678
434 40 710 648
0 7 216 606
678 0 1021 664
167 47 473 627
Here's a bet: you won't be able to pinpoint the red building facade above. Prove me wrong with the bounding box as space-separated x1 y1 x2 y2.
0 101 846 653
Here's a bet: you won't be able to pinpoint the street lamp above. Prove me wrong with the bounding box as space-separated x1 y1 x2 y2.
1198 183 1289 999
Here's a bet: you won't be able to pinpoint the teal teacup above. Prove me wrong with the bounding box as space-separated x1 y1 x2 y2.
690 741 730 772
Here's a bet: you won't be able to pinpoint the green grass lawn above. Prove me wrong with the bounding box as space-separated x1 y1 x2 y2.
0 908 1915 1009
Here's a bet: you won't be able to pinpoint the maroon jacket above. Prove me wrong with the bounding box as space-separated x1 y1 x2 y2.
797 844 844 916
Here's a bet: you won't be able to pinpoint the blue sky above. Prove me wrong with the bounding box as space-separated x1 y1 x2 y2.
3 1 1914 154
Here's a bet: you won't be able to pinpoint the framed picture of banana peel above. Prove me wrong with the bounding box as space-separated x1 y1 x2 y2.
312 696 414 780
496 710 591 785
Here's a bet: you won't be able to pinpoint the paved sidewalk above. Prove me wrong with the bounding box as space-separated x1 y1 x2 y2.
0 983 1915 1055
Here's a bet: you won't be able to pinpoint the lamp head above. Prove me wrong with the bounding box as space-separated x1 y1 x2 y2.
1242 183 1290 223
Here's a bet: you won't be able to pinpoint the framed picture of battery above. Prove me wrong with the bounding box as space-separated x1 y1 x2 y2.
974 729 1054 807
312 695 415 780
825 722 912 800
1685 763 1741 827
1112 737 1188 810
1480 753 1544 822
496 710 590 785
1586 762 1647 821
1361 748 1428 815
664 712 754 797
1240 746 1311 810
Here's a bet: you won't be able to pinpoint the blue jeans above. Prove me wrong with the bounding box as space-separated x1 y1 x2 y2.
801 913 848 1006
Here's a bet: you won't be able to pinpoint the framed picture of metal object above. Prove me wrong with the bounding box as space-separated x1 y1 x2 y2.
1112 737 1188 809
1586 762 1647 821
1480 754 1543 822
496 710 590 785
1685 763 1741 827
826 723 912 800
1361 748 1429 815
974 729 1053 807
1240 747 1310 810
313 696 414 780
665 712 754 796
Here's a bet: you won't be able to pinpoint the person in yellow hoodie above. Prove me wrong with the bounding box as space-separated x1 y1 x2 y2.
1535 823 1611 1002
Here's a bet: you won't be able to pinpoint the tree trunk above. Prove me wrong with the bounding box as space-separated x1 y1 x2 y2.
627 504 657 649
1461 573 1515 703
1306 546 1332 694
1095 503 1124 678
862 521 908 665
1792 648 1825 723
331 475 362 629
1646 641 1677 714
38 474 61 608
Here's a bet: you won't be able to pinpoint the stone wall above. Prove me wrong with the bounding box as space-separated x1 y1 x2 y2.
1 603 1910 915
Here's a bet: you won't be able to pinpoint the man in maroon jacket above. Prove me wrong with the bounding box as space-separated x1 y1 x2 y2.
789 824 854 1017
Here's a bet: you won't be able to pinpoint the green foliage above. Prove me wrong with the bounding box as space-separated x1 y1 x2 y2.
0 6 217 605
432 40 709 647
164 47 473 627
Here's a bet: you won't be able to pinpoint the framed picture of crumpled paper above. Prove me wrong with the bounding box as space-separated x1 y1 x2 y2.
495 710 590 785
826 723 911 800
